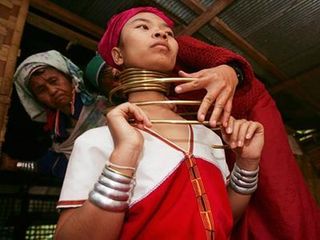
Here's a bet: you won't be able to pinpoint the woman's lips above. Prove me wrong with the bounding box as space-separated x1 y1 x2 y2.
151 41 169 50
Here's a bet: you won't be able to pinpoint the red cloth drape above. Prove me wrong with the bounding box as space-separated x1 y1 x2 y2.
175 35 320 239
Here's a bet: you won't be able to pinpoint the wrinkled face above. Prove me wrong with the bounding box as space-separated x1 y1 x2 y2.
29 67 73 111
112 12 178 72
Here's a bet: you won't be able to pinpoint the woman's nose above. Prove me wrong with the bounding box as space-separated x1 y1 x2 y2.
153 30 167 39
47 86 57 95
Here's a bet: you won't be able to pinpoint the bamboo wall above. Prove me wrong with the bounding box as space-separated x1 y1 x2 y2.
0 0 29 153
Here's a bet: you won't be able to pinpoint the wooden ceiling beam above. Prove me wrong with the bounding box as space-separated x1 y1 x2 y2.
211 18 288 82
271 65 320 111
30 0 104 39
288 86 320 111
27 12 98 51
180 0 289 82
271 65 320 94
177 0 234 35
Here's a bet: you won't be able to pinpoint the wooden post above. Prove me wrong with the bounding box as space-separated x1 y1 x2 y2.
0 0 30 154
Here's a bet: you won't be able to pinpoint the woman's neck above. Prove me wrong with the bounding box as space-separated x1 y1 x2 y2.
121 68 178 116
128 91 165 102
128 91 179 120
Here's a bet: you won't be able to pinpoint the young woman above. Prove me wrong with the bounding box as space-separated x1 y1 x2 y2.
83 11 320 240
55 7 264 239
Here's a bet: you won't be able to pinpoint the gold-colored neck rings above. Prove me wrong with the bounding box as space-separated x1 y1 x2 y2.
109 68 170 104
108 68 227 149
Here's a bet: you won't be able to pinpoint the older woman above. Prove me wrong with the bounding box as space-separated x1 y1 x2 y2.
12 50 108 179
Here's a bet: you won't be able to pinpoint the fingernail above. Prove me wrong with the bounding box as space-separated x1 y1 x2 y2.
238 140 243 146
175 86 181 93
246 134 251 139
227 127 232 133
199 114 205 121
211 120 216 127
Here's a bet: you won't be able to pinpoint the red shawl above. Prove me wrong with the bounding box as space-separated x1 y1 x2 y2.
175 35 320 240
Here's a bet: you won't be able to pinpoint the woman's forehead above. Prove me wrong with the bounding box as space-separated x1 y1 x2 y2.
126 12 170 27
30 67 65 83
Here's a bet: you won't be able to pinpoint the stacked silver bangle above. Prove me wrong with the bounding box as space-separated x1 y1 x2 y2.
16 161 37 172
89 166 135 212
229 162 259 195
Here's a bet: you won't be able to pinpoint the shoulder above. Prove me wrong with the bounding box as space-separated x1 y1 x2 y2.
192 125 222 143
74 126 112 149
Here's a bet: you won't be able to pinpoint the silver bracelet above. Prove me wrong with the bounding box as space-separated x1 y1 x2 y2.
89 164 136 211
102 167 133 184
234 163 259 177
89 190 129 212
231 173 258 188
94 182 130 201
229 180 258 195
233 170 257 183
107 161 136 171
16 161 37 172
229 162 259 195
98 174 133 192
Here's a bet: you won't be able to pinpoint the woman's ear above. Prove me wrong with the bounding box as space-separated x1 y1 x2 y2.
111 47 124 66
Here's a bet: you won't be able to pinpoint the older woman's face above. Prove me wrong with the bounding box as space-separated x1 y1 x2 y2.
29 67 73 112
113 12 178 72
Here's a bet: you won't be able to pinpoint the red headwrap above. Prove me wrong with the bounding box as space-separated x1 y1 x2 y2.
98 7 174 69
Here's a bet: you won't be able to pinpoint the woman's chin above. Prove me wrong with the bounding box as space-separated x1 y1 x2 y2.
136 64 174 73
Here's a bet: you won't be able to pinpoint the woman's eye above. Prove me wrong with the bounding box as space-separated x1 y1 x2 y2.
137 24 148 30
49 78 58 84
34 87 45 95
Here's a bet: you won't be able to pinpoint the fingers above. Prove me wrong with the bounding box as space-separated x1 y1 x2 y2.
228 119 246 149
175 68 237 127
208 91 230 127
245 121 264 139
223 118 259 149
223 118 264 162
126 103 152 129
107 102 152 129
177 70 192 78
220 116 234 143
198 93 217 122
175 70 203 94
209 80 234 126
221 99 232 127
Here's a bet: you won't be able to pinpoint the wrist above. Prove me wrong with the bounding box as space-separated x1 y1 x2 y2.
226 62 244 86
110 147 142 176
88 165 135 212
229 162 259 195
235 158 260 171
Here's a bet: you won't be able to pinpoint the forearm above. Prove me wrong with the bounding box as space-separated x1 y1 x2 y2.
227 187 251 222
56 146 141 239
55 201 125 239
109 146 142 177
227 159 259 223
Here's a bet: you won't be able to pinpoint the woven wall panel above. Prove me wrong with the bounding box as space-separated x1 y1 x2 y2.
0 0 29 146
0 24 7 35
